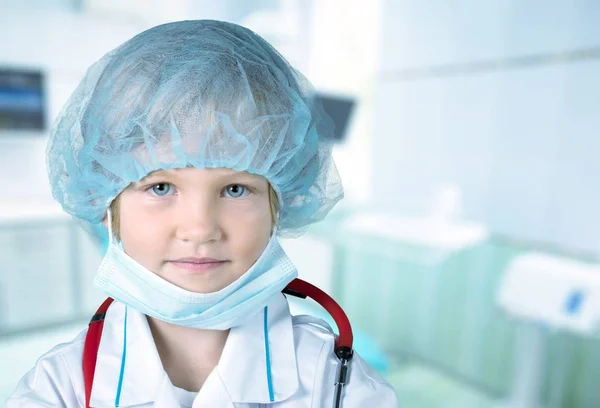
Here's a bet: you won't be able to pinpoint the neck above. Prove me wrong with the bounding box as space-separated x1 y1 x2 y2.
147 316 230 392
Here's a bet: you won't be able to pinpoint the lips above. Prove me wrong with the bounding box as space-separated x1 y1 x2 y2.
171 257 226 264
166 257 228 273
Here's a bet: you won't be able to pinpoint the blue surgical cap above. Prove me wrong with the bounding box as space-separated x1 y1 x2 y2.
47 20 343 239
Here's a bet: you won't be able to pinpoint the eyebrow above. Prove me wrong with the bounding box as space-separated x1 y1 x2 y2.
134 170 173 185
225 172 263 182
137 169 265 184
150 170 169 176
139 170 167 179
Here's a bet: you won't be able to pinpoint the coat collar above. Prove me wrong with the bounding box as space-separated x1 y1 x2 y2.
89 293 298 407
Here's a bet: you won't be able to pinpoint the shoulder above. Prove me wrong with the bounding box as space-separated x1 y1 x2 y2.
291 316 399 407
4 328 88 407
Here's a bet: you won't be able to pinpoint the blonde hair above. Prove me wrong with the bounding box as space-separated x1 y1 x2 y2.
109 182 280 239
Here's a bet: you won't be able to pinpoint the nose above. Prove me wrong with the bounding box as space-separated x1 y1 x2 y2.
174 196 222 244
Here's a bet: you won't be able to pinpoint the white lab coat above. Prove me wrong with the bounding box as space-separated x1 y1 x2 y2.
5 293 399 407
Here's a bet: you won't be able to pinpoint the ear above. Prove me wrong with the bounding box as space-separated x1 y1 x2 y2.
101 212 108 228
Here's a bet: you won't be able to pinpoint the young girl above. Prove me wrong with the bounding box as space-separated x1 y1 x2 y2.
6 20 398 407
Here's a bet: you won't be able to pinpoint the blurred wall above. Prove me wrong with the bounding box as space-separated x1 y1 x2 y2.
372 1 600 256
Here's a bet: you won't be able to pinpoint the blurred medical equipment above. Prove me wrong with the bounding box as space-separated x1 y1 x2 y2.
0 67 46 132
339 185 489 371
333 209 492 408
496 253 600 408
314 92 356 142
0 200 104 335
83 279 354 408
0 201 82 332
342 213 488 357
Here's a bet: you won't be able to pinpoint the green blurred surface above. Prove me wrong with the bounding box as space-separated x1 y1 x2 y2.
385 363 496 408
315 210 600 408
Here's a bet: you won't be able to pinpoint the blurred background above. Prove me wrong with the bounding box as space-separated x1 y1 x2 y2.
1 1 600 407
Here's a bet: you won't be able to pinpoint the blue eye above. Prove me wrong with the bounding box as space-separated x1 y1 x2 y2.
224 184 249 198
150 183 173 196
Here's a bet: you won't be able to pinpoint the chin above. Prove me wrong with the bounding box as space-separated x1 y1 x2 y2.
180 278 232 294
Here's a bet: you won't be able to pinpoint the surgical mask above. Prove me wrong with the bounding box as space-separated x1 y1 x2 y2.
93 209 298 330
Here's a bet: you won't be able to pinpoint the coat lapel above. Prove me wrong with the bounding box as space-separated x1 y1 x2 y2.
217 293 299 404
89 293 299 407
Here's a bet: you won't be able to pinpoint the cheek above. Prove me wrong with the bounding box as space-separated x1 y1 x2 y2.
222 203 272 261
118 203 170 262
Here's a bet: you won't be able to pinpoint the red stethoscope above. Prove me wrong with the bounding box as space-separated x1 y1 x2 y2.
82 278 354 408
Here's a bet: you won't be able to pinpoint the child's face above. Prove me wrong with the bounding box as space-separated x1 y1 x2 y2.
113 167 273 294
